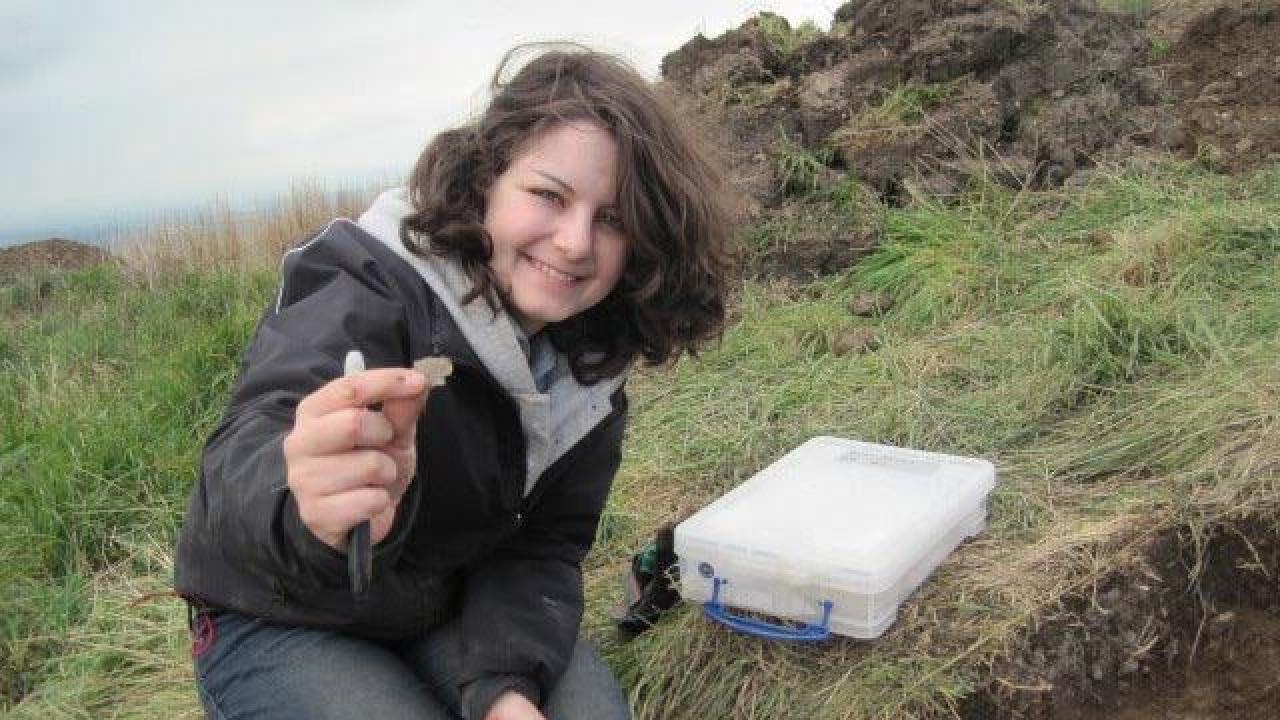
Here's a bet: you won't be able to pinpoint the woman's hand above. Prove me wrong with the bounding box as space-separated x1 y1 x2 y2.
283 367 429 550
484 691 547 720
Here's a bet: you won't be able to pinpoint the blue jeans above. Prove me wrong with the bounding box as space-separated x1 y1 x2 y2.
192 610 631 720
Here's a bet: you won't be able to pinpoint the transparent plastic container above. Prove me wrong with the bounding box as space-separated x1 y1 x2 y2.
675 436 996 640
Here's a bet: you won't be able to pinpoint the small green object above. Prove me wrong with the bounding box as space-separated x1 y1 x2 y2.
636 542 659 576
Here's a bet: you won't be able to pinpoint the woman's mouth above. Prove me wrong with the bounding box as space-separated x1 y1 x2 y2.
526 255 582 285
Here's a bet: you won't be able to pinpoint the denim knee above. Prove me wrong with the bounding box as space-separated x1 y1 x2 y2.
402 627 630 720
192 610 454 720
542 637 631 720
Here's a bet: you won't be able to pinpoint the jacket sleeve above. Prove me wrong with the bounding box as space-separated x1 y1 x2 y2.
447 402 628 720
196 228 410 589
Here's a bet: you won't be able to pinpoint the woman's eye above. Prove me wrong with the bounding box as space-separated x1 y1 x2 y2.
597 211 623 231
531 188 562 205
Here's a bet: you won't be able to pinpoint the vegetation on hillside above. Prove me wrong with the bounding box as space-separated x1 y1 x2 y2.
2 157 1276 717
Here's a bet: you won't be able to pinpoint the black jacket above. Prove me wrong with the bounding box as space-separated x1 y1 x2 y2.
174 220 627 718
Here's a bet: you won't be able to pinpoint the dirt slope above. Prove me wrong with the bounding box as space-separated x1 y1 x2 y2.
1163 3 1280 172
662 0 1278 213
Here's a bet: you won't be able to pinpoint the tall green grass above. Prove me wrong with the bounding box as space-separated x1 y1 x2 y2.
1 266 274 709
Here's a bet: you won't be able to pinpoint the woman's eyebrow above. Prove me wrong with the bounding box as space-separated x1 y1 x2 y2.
532 169 573 194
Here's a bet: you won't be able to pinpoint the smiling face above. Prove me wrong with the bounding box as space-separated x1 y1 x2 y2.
483 121 629 335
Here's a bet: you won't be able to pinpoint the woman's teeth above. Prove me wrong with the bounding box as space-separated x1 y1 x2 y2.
528 257 578 283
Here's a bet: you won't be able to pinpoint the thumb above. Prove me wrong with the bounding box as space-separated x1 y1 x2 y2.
381 385 430 450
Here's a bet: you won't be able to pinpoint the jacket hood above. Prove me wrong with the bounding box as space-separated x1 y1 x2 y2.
355 187 626 495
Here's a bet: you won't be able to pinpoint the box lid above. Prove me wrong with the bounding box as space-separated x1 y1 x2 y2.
676 436 996 594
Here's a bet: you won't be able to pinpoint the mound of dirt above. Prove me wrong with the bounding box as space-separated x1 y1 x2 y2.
662 0 1180 208
662 0 1274 221
1163 2 1280 172
0 238 113 278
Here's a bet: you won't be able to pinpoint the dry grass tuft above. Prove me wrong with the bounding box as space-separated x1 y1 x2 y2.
5 537 201 719
115 182 374 285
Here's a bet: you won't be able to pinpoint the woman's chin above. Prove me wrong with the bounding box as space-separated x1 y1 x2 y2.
509 303 563 334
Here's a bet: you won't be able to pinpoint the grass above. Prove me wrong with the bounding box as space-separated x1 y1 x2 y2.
999 0 1152 18
773 142 837 199
700 11 823 109
751 12 822 66
115 181 371 285
1098 0 1154 14
833 83 953 142
3 159 1279 717
0 265 274 711
828 82 958 170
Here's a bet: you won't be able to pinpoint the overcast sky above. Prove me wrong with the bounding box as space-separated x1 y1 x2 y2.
1 1 838 246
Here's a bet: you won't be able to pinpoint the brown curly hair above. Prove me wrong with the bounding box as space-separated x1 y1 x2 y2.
402 44 736 384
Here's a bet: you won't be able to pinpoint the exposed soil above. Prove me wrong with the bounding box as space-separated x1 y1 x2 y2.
660 0 1280 280
1162 2 1280 172
738 194 883 281
1064 609 1280 720
963 520 1280 720
0 237 113 279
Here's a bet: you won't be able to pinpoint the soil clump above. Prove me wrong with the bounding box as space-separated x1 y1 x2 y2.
660 0 1279 280
660 0 1173 206
1162 2 1280 172
0 238 113 279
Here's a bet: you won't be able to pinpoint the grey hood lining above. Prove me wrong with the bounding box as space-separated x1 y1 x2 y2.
355 188 626 496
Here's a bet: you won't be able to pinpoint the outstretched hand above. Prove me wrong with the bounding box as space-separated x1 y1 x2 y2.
283 367 429 550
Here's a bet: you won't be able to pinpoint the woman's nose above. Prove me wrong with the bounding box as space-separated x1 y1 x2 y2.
553 211 594 260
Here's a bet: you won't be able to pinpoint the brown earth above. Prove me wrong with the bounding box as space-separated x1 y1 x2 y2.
1162 2 1280 172
963 521 1280 720
660 0 1280 279
737 193 884 281
1064 609 1280 720
0 237 113 278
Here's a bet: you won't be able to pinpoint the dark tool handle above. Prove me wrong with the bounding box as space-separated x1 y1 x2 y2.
348 399 380 598
342 349 375 598
348 519 372 596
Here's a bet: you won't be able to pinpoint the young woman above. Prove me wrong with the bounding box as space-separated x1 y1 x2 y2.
174 45 735 720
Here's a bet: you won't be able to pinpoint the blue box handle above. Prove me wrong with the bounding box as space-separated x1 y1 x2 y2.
701 577 834 641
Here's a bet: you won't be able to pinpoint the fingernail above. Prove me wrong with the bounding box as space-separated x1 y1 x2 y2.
402 371 426 388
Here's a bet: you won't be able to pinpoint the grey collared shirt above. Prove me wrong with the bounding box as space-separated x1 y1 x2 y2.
513 327 559 394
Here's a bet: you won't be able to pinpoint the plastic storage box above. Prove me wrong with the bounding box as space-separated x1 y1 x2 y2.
675 436 995 640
